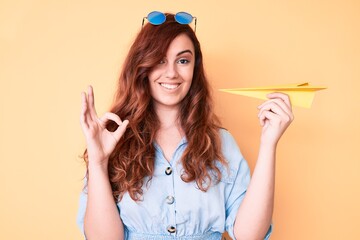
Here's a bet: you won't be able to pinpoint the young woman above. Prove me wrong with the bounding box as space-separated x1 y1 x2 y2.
77 12 293 240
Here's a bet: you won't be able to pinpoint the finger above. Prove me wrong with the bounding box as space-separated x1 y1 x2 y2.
258 99 292 118
259 110 269 126
259 111 265 126
99 112 123 127
258 102 293 125
87 85 98 120
80 91 89 129
258 95 291 112
269 96 294 121
267 92 292 108
258 101 284 118
113 119 129 141
258 110 279 126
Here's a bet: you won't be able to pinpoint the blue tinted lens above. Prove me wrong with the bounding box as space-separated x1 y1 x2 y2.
175 12 193 24
147 11 166 25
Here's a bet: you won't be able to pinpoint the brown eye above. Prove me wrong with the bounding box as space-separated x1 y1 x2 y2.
178 59 190 64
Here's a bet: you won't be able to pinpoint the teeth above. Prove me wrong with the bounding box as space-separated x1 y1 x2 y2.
160 83 180 90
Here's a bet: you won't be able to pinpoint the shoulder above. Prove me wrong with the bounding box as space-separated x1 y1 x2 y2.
219 128 237 146
218 128 244 161
217 128 249 181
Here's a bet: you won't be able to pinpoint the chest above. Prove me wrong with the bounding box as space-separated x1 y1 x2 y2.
156 128 183 162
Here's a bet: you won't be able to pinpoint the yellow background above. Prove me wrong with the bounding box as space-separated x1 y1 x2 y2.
1 0 359 239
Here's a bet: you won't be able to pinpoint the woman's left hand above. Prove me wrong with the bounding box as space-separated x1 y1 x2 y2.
257 92 294 146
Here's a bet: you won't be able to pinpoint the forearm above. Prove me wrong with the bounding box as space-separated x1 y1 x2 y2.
234 142 276 240
84 161 124 240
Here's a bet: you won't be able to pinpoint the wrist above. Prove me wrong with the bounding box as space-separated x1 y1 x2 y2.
259 139 278 153
88 160 109 172
257 141 277 166
260 138 278 148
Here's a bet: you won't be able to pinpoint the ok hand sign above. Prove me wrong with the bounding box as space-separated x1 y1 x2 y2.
80 86 129 167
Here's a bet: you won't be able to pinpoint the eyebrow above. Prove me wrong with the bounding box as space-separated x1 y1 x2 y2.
176 50 193 56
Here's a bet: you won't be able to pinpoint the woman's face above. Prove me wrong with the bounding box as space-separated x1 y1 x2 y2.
148 33 195 111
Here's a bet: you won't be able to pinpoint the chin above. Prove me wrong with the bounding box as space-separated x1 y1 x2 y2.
154 99 182 109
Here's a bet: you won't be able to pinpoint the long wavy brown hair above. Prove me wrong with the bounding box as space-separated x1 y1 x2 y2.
83 13 227 201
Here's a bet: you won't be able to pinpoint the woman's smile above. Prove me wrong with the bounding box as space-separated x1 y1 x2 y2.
159 82 182 91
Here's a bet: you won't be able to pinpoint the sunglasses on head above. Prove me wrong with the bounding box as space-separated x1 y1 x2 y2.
142 11 197 32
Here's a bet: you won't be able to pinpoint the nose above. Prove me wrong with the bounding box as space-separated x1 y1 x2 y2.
165 62 179 79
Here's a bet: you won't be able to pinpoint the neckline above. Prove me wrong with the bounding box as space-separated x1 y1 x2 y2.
153 136 188 164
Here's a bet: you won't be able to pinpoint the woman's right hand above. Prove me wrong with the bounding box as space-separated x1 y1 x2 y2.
80 86 129 168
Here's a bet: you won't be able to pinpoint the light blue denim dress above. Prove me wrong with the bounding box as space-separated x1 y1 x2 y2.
77 129 272 239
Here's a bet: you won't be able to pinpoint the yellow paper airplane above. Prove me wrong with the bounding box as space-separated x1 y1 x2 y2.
219 83 327 108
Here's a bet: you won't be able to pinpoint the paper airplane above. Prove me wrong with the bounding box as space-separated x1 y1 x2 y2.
219 83 327 108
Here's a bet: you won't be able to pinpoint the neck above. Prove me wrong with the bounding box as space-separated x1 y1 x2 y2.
154 104 181 130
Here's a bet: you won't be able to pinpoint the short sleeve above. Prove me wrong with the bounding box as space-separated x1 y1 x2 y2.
76 181 88 239
221 129 273 239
